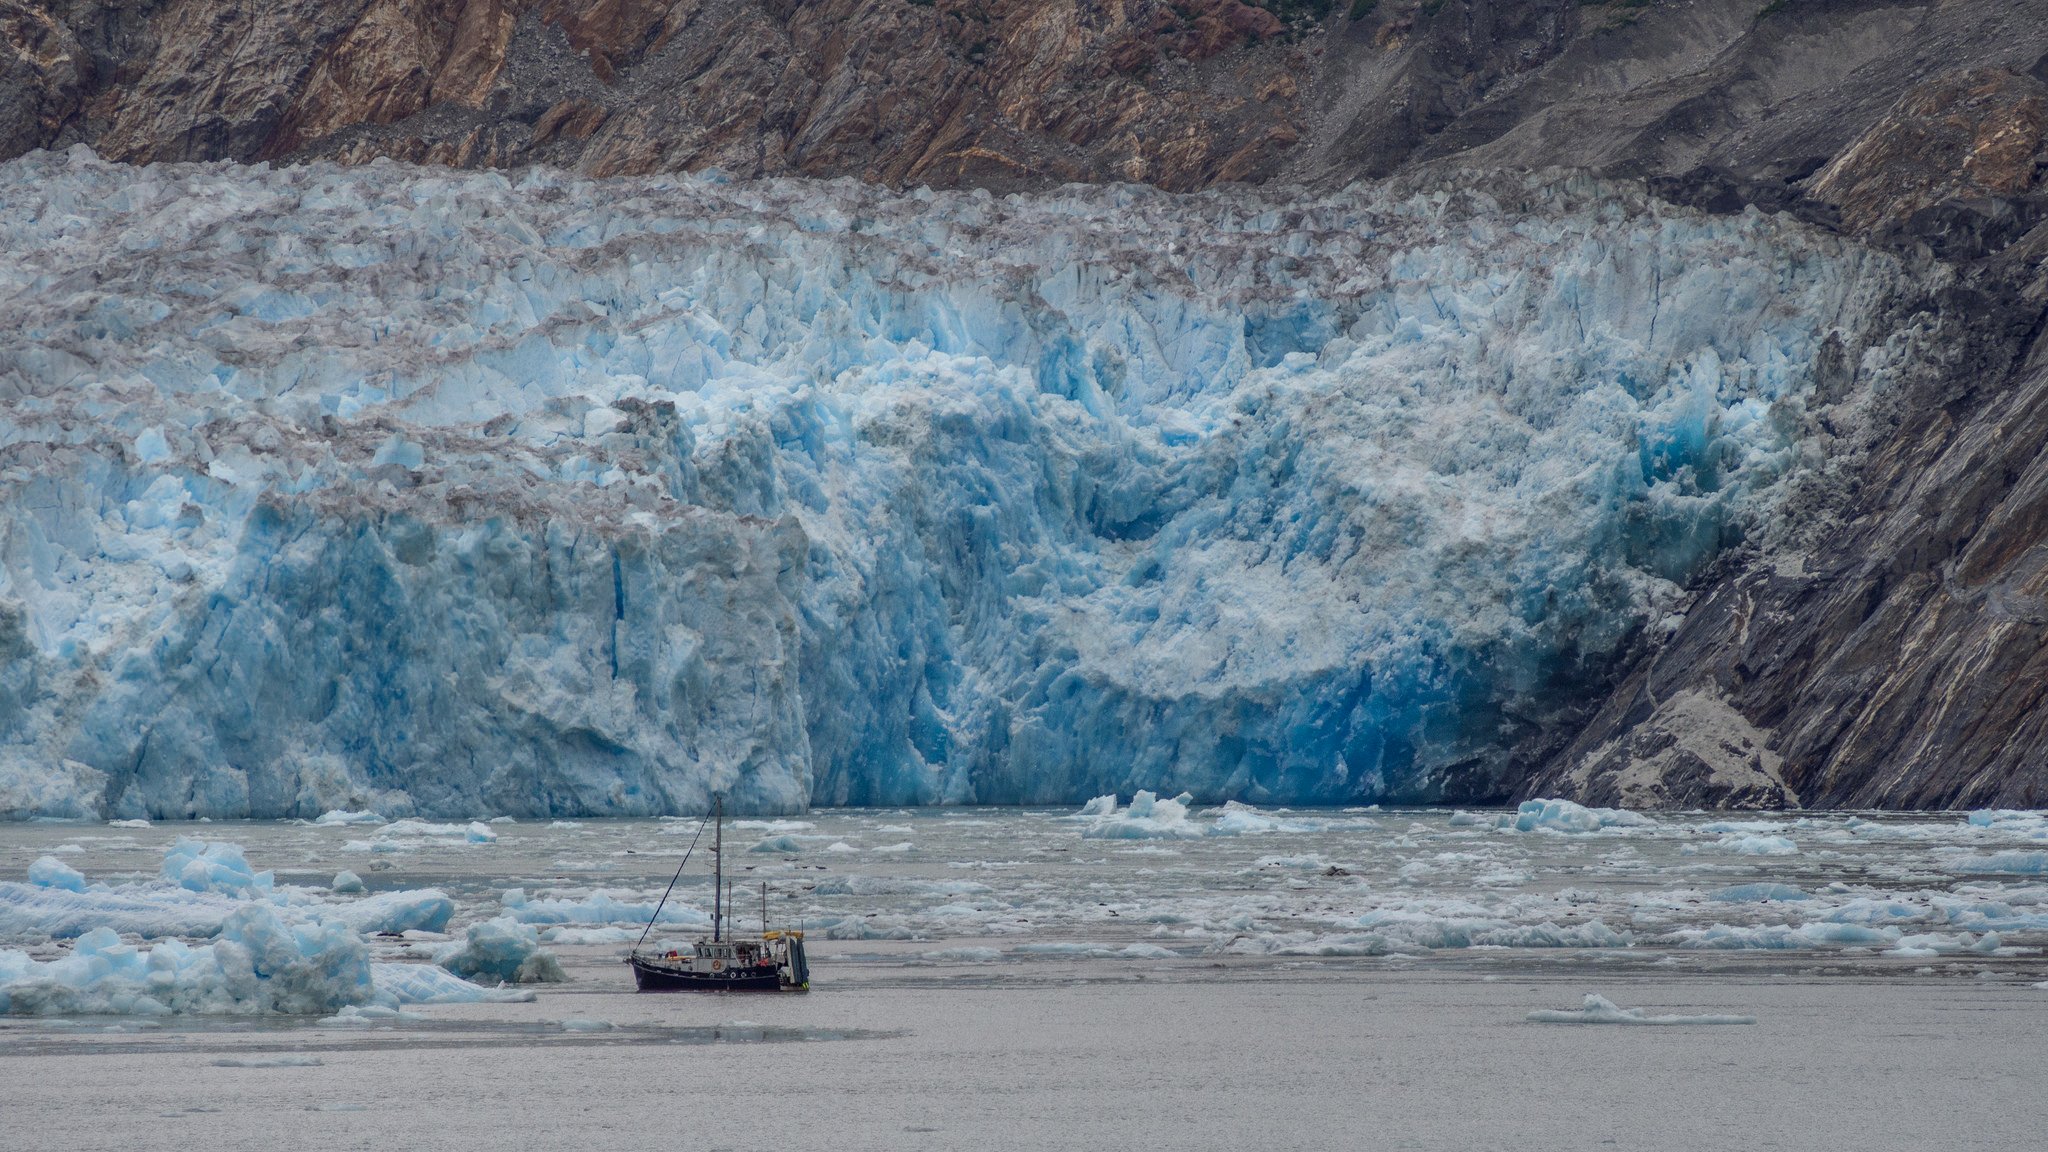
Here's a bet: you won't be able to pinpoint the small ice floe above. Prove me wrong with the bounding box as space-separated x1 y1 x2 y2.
1965 810 2048 836
434 916 565 984
917 946 1001 963
312 810 384 826
370 963 535 1005
824 841 859 854
213 1055 324 1068
107 819 151 829
1011 942 1181 959
1709 883 1810 903
1883 932 2003 958
733 820 816 833
1527 994 1755 1025
1716 834 1799 856
559 1018 614 1032
1453 799 1658 834
317 1004 425 1026
162 838 273 894
329 871 366 895
1077 791 1205 840
1941 851 2048 876
872 842 915 853
28 856 88 893
369 819 496 845
0 906 374 1016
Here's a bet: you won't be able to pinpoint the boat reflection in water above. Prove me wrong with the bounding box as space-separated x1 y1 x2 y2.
628 797 810 993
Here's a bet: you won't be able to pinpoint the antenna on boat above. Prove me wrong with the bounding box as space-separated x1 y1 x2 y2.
761 880 767 937
634 803 715 955
712 794 723 943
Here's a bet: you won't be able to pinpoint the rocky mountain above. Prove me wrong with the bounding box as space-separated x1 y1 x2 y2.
3 0 2048 813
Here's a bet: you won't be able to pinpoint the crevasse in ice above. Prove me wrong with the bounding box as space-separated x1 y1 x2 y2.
0 148 1910 816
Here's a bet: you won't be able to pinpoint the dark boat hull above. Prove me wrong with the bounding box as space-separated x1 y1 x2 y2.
630 956 785 992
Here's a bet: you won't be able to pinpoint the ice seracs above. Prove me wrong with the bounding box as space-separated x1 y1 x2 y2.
0 150 1917 815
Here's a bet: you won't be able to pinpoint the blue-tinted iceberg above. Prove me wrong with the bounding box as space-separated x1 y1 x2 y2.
0 149 1915 814
0 906 374 1016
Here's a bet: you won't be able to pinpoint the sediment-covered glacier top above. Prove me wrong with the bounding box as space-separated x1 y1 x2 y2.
0 147 1909 817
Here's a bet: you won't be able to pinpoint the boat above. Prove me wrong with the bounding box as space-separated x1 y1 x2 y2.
628 796 810 993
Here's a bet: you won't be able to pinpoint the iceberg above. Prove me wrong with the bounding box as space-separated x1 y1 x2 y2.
0 152 1916 814
1527 993 1755 1025
0 906 375 1016
434 916 566 984
1078 791 1207 840
27 856 87 893
161 838 274 894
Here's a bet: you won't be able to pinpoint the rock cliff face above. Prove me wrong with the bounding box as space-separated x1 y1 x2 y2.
4 0 2048 812
4 0 2045 194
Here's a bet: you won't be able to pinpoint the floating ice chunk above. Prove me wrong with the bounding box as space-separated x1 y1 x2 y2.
369 962 534 1004
1965 810 2048 833
1670 922 1899 950
373 820 492 844
1884 932 2003 958
1943 852 2048 875
28 856 87 893
733 820 816 833
1527 993 1755 1025
825 842 859 853
872 842 915 853
213 1055 324 1067
498 888 708 927
0 905 375 1016
1076 796 1117 818
812 876 991 897
1709 883 1810 903
1079 791 1206 840
435 916 565 984
919 946 1001 963
1117 943 1179 959
749 834 810 853
1510 800 1659 834
318 889 454 935
329 871 366 895
313 810 384 826
1717 834 1798 856
0 880 242 938
162 839 273 894
107 820 150 829
1210 803 1321 835
317 1003 426 1026
560 1018 614 1032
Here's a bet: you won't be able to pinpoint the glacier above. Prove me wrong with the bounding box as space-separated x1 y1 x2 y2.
0 146 1915 817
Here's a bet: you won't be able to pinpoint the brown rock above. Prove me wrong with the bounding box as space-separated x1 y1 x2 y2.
0 0 83 156
1808 67 2048 234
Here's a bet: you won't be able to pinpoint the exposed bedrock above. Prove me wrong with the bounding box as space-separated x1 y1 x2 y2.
2 0 2044 195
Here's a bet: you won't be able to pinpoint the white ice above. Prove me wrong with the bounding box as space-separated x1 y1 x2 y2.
1527 993 1755 1025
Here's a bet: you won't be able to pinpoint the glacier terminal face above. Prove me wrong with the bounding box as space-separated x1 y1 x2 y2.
0 149 1910 816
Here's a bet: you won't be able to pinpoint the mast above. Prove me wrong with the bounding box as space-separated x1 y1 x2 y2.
712 795 722 943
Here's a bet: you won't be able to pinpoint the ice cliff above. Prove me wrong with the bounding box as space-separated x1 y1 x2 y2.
0 147 1914 816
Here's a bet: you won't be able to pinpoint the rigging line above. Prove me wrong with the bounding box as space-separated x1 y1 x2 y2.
634 807 714 954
